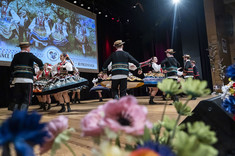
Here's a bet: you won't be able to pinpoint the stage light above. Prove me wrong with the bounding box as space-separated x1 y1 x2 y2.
98 11 101 14
172 0 180 4
117 19 120 22
127 19 130 22
133 5 136 9
81 3 84 6
105 15 108 17
111 17 114 20
74 1 77 3
87 6 90 9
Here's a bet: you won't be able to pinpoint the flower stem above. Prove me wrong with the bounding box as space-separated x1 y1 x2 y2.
161 98 168 122
169 114 181 145
156 97 168 141
64 142 76 156
169 98 191 145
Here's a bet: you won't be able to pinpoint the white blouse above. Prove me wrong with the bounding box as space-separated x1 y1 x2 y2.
152 63 161 72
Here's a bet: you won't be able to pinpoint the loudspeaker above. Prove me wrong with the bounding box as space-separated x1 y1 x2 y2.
181 96 235 156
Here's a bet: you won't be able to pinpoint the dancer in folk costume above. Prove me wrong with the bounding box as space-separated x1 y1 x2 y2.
161 49 181 101
141 56 164 104
70 65 88 104
45 53 88 112
182 54 194 79
53 53 73 112
90 72 109 102
10 42 43 111
191 60 200 80
34 63 52 111
161 49 180 79
102 60 143 99
102 40 142 99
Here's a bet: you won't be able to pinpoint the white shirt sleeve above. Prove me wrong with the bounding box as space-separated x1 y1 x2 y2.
92 78 98 84
108 62 112 71
152 63 161 72
129 63 137 71
64 62 73 71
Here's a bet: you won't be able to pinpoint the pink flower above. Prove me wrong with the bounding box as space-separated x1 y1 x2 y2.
40 115 68 154
81 105 105 136
100 96 152 135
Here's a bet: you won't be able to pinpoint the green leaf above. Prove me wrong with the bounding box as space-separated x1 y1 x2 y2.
162 116 177 131
104 127 118 140
143 126 151 142
173 101 193 116
159 130 170 145
115 137 121 147
186 122 217 145
158 79 182 96
173 131 218 156
125 135 137 144
125 144 135 151
152 123 161 140
180 78 211 98
93 136 101 145
51 128 75 156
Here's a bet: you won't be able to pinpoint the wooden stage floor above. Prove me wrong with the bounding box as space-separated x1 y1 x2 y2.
0 95 215 156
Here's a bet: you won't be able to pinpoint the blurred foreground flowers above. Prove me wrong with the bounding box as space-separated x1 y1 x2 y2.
81 78 218 156
0 111 74 156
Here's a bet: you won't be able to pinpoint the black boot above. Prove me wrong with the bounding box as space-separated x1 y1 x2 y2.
99 97 103 102
77 98 81 104
55 102 60 106
47 103 51 110
72 98 76 103
149 96 156 105
58 104 66 113
66 103 71 112
42 103 47 111
38 102 43 109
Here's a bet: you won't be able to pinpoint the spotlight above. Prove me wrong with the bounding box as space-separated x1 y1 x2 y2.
133 5 136 9
98 11 101 14
117 19 120 22
105 15 108 17
87 6 90 9
111 17 114 20
172 0 180 4
81 3 84 6
74 1 77 3
127 19 130 22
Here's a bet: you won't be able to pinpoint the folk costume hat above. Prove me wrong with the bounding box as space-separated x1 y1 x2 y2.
182 54 191 59
165 49 175 54
18 42 31 48
191 60 196 64
113 40 125 47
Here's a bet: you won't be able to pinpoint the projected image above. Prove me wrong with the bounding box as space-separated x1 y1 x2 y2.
0 0 98 72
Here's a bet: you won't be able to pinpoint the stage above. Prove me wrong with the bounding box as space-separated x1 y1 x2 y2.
0 95 215 156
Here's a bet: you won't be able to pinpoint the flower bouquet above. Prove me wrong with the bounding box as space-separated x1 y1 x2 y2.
81 78 218 156
0 111 75 156
221 64 235 120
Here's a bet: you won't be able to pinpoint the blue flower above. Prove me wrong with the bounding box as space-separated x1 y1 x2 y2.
226 64 235 80
222 96 235 114
0 111 49 156
137 141 176 156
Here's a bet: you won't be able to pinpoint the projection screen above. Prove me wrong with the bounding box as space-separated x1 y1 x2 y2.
0 0 98 73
